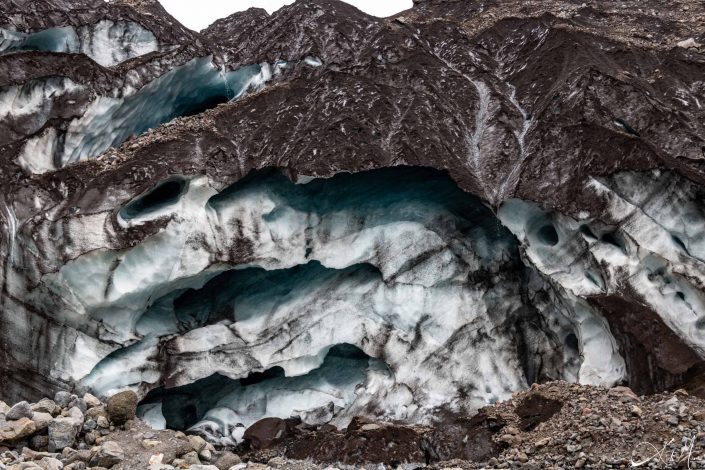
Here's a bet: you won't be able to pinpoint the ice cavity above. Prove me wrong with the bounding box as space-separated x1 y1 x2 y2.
17 57 274 173
0 20 158 67
138 344 392 443
35 167 596 430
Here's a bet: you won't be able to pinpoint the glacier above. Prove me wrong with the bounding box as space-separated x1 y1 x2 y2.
0 20 158 67
3 0 705 448
12 57 276 173
8 166 637 437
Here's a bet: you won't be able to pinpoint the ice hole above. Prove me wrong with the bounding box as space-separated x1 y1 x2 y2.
537 224 559 246
119 177 188 220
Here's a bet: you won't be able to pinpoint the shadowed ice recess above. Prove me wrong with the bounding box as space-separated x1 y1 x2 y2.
15 56 281 173
0 20 158 66
61 166 630 443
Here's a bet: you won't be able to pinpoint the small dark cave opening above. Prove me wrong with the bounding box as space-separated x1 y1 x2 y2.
119 177 188 219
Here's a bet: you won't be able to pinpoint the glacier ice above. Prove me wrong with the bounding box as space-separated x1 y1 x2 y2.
17 57 273 172
19 166 624 431
139 344 392 443
0 20 158 67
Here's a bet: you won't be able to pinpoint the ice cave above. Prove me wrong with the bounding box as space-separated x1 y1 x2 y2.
17 165 641 444
3 1 705 464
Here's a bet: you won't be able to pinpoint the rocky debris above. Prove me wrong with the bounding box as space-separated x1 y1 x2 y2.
0 382 704 468
0 392 238 469
105 392 137 426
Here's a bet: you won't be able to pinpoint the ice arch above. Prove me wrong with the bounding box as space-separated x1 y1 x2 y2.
53 166 626 437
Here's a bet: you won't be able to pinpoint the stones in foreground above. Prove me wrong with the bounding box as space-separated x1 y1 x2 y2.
0 390 240 470
1 382 705 469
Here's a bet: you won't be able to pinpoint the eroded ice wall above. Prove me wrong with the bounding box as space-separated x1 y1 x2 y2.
13 57 276 173
0 20 158 66
14 166 612 441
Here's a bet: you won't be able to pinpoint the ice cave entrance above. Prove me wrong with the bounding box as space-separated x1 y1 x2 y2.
74 166 585 440
137 344 390 438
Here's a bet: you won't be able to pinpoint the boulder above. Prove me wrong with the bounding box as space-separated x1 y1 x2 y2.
6 401 33 421
105 391 137 425
83 394 101 409
243 417 287 450
0 417 37 443
31 412 53 432
32 399 59 417
213 452 241 470
38 457 63 470
88 441 124 468
53 392 72 409
48 417 79 451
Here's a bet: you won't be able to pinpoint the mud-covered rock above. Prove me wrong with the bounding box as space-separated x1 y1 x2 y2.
106 392 137 426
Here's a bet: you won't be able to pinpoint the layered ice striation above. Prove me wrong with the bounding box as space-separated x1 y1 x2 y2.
26 166 624 439
0 20 158 67
15 57 275 173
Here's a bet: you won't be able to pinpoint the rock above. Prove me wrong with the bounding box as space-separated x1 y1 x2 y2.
213 453 240 470
608 386 639 402
677 37 701 48
82 394 101 409
66 407 84 426
0 401 9 414
64 464 86 470
360 423 380 431
182 451 201 465
32 400 59 417
88 441 124 468
31 413 53 432
0 417 37 442
48 418 78 451
199 449 212 461
188 466 219 470
30 434 49 451
266 457 287 468
67 398 87 414
243 418 287 450
95 417 109 430
142 439 161 449
37 457 63 470
566 444 582 453
188 436 208 453
53 392 72 409
6 402 33 421
105 392 137 426
631 405 643 417
64 449 91 465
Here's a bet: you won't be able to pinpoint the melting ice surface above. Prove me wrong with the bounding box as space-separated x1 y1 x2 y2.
62 166 625 442
0 20 158 67
16 57 273 172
